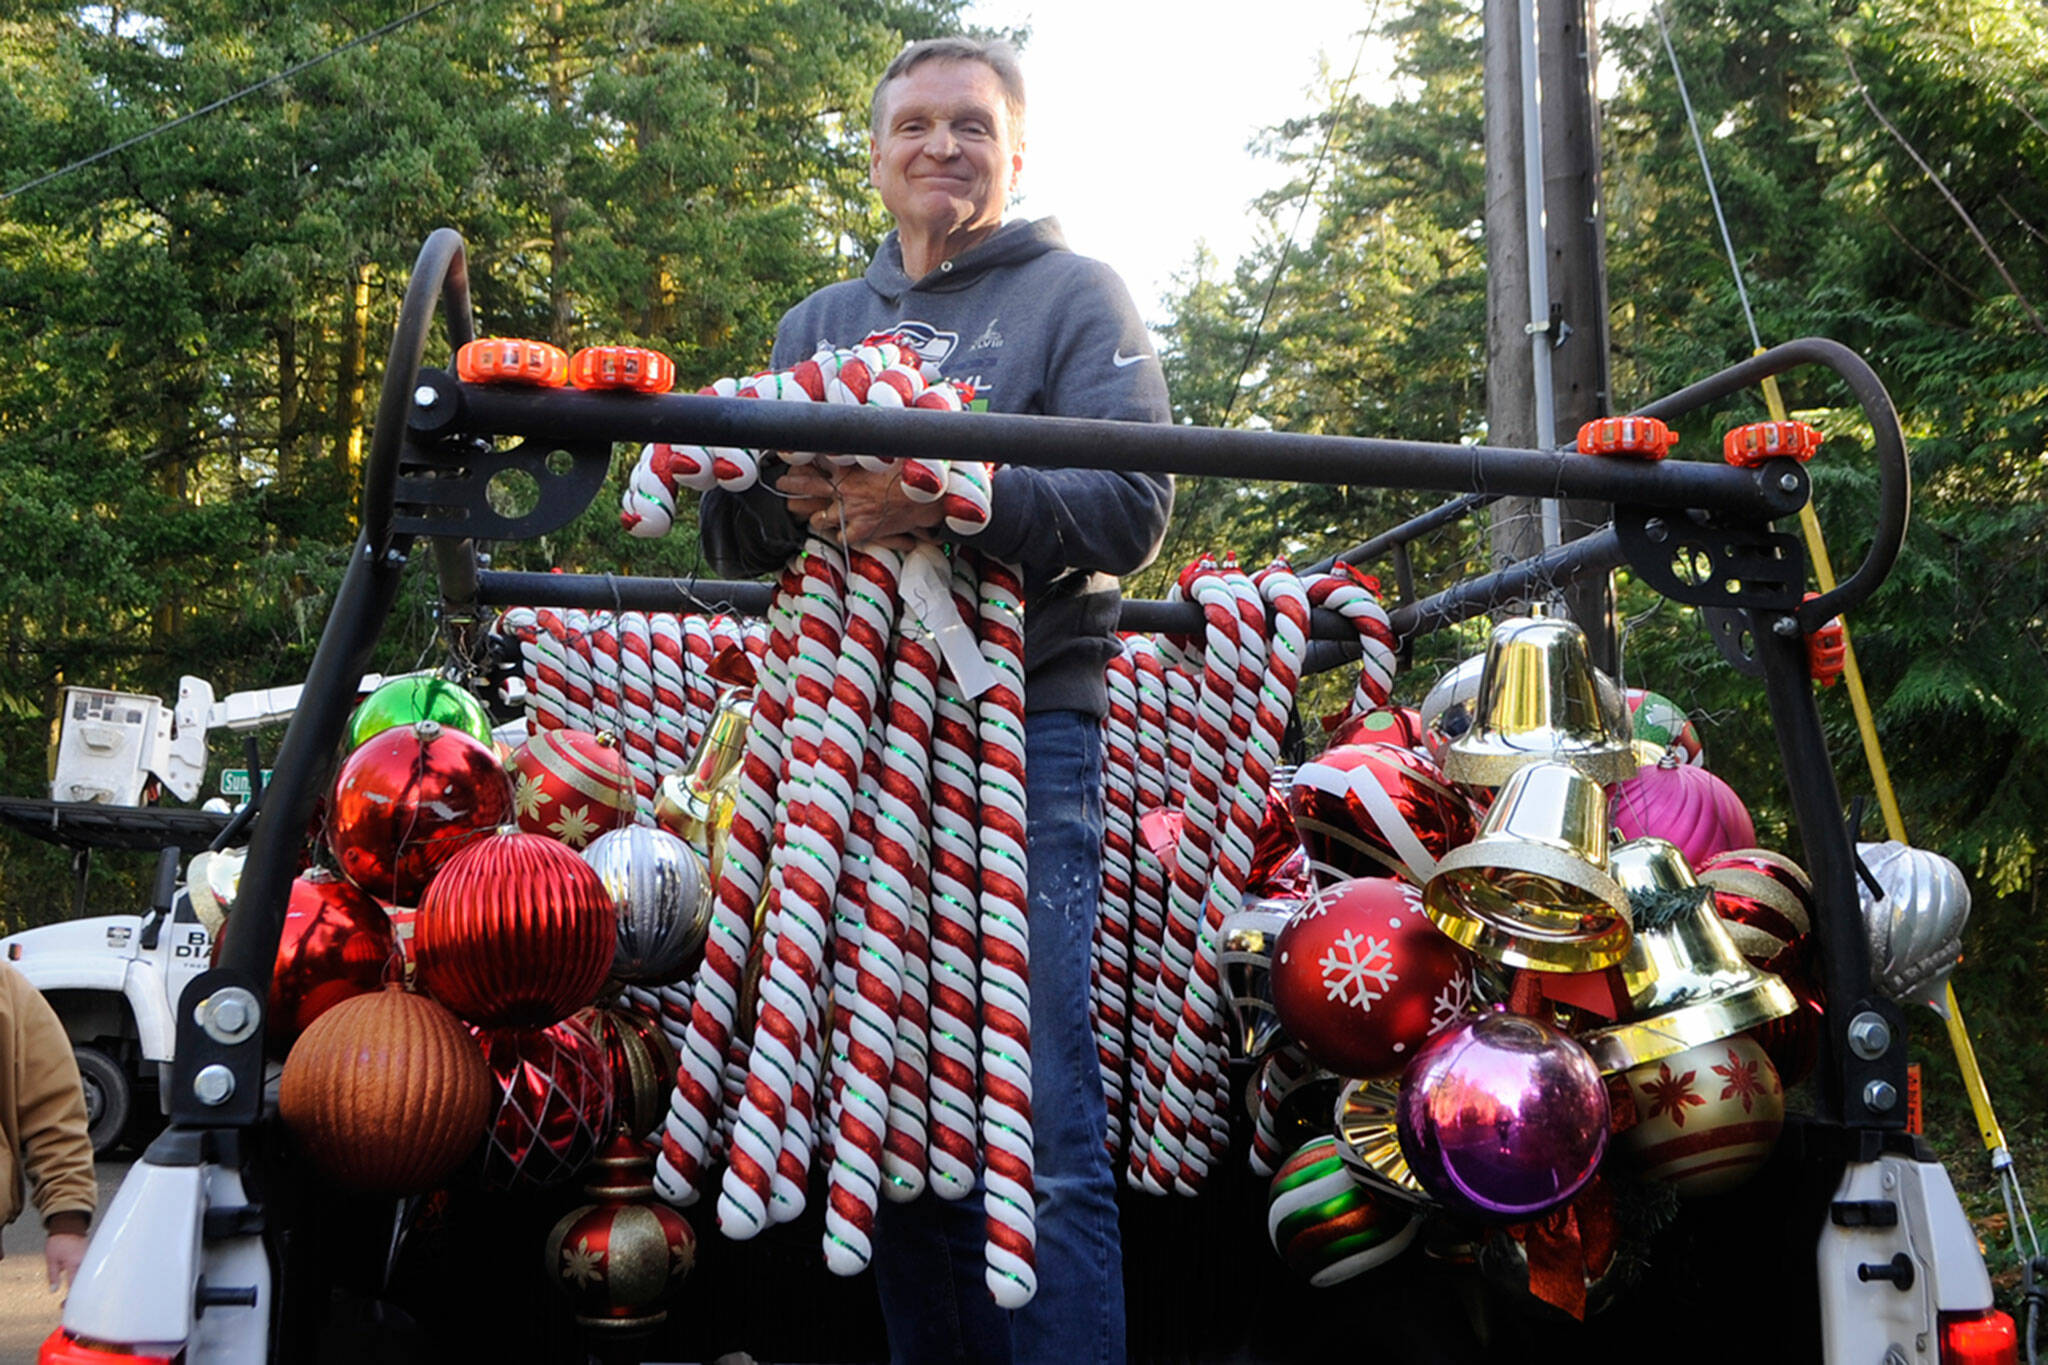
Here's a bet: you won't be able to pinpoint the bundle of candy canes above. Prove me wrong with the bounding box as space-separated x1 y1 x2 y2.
1090 561 1399 1195
620 332 981 538
614 339 1041 1306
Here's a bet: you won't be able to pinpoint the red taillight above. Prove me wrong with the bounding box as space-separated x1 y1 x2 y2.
37 1329 178 1364
1940 1309 2018 1365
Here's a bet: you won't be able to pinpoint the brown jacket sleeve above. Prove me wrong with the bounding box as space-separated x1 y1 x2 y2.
5 967 96 1226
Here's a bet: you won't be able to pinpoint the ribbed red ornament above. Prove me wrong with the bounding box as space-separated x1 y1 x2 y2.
545 1132 696 1333
415 830 615 1028
266 869 397 1054
328 720 514 906
278 986 491 1194
476 1016 614 1190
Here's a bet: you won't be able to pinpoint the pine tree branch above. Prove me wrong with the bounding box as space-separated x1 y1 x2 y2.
1840 43 2048 339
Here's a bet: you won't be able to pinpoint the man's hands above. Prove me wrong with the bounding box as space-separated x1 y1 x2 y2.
776 462 948 546
45 1231 85 1292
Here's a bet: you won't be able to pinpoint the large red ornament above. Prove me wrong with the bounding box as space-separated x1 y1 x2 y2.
1617 1033 1784 1197
328 720 513 906
1696 847 1815 981
415 830 616 1028
1325 706 1427 753
476 1016 614 1190
1271 879 1478 1079
1287 743 1477 888
507 728 637 849
265 870 397 1054
1609 755 1754 869
545 1132 696 1333
278 986 492 1195
1244 783 1306 896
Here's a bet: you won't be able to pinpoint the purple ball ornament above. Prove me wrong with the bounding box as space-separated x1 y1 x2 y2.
1396 1010 1609 1222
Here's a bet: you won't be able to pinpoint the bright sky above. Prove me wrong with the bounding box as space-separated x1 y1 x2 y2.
964 0 1384 323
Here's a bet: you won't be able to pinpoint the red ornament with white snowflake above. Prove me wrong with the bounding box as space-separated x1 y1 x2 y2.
1617 1033 1784 1197
506 728 637 849
1271 878 1479 1080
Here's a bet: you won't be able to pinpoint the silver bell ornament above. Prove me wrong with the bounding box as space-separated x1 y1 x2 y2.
1856 840 1970 1016
1218 896 1296 1059
583 825 710 985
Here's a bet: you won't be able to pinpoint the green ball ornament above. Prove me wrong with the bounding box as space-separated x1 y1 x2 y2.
349 675 495 751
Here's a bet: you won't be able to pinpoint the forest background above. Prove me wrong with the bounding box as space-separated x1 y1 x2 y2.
2 0 2045 1299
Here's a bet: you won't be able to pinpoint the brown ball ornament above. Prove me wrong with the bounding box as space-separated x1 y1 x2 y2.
415 829 616 1028
278 986 491 1195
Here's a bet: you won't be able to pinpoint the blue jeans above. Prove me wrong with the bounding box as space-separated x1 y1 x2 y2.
873 710 1125 1364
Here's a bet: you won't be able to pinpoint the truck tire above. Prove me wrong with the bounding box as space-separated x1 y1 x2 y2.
72 1045 130 1156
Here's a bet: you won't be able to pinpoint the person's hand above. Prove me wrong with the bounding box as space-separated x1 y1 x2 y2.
45 1232 86 1292
774 462 947 545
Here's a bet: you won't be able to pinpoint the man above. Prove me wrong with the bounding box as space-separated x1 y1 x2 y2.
700 35 1172 1364
0 964 95 1291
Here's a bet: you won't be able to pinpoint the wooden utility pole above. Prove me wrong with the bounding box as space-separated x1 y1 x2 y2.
1483 0 1619 671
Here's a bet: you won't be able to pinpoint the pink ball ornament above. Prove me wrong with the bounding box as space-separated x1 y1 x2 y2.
1271 879 1478 1079
327 720 514 906
1609 754 1754 869
1396 1011 1609 1222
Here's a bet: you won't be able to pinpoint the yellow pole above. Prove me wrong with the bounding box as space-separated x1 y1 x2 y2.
1758 370 2008 1160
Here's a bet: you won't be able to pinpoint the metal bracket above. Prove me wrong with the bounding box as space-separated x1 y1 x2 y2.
391 431 612 541
1700 605 1765 676
1614 504 1806 610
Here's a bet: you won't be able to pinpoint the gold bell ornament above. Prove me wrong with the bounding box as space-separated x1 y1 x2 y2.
1583 837 1798 1074
1424 760 1632 973
655 685 752 882
1441 608 1637 789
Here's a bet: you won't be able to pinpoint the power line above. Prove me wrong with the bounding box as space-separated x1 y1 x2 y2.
1219 9 1381 427
1 0 464 205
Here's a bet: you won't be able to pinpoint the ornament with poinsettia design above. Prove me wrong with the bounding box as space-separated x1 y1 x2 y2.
328 720 513 906
1271 878 1478 1079
415 829 616 1028
476 1015 614 1189
545 1131 696 1332
1617 1033 1783 1197
507 728 637 849
1287 744 1476 888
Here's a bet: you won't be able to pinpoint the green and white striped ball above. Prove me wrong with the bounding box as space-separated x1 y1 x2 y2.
1266 1136 1420 1287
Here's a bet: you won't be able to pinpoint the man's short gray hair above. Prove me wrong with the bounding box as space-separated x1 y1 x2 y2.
869 37 1026 139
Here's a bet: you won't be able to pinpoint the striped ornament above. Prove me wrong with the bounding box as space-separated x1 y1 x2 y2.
1266 1136 1419 1287
507 728 638 849
1617 1034 1784 1197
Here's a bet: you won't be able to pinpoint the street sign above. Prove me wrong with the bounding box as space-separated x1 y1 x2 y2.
218 768 273 798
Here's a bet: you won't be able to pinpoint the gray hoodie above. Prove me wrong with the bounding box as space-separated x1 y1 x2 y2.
701 217 1175 717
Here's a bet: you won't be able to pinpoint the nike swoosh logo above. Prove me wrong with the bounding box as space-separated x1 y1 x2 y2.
1113 349 1151 367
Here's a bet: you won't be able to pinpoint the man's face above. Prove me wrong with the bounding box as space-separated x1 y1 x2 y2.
869 58 1022 253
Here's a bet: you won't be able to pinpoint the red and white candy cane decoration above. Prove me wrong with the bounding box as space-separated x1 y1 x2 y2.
974 551 1036 1308
648 614 692 777
926 554 985 1202
1094 652 1140 1157
1305 566 1397 725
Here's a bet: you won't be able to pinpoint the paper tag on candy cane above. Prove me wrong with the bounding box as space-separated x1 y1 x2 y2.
901 545 1000 699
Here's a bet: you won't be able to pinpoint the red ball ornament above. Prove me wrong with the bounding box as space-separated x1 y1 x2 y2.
1696 848 1815 980
1624 688 1705 766
477 1016 614 1190
1271 879 1478 1079
1747 973 1823 1089
278 986 492 1195
415 830 616 1028
545 1132 696 1333
1287 743 1477 887
328 720 514 906
1244 783 1306 897
1617 1034 1784 1197
1609 755 1754 869
266 869 397 1054
507 728 637 849
1326 706 1427 752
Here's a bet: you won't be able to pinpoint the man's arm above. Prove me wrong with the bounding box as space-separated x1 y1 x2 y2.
7 972 95 1288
